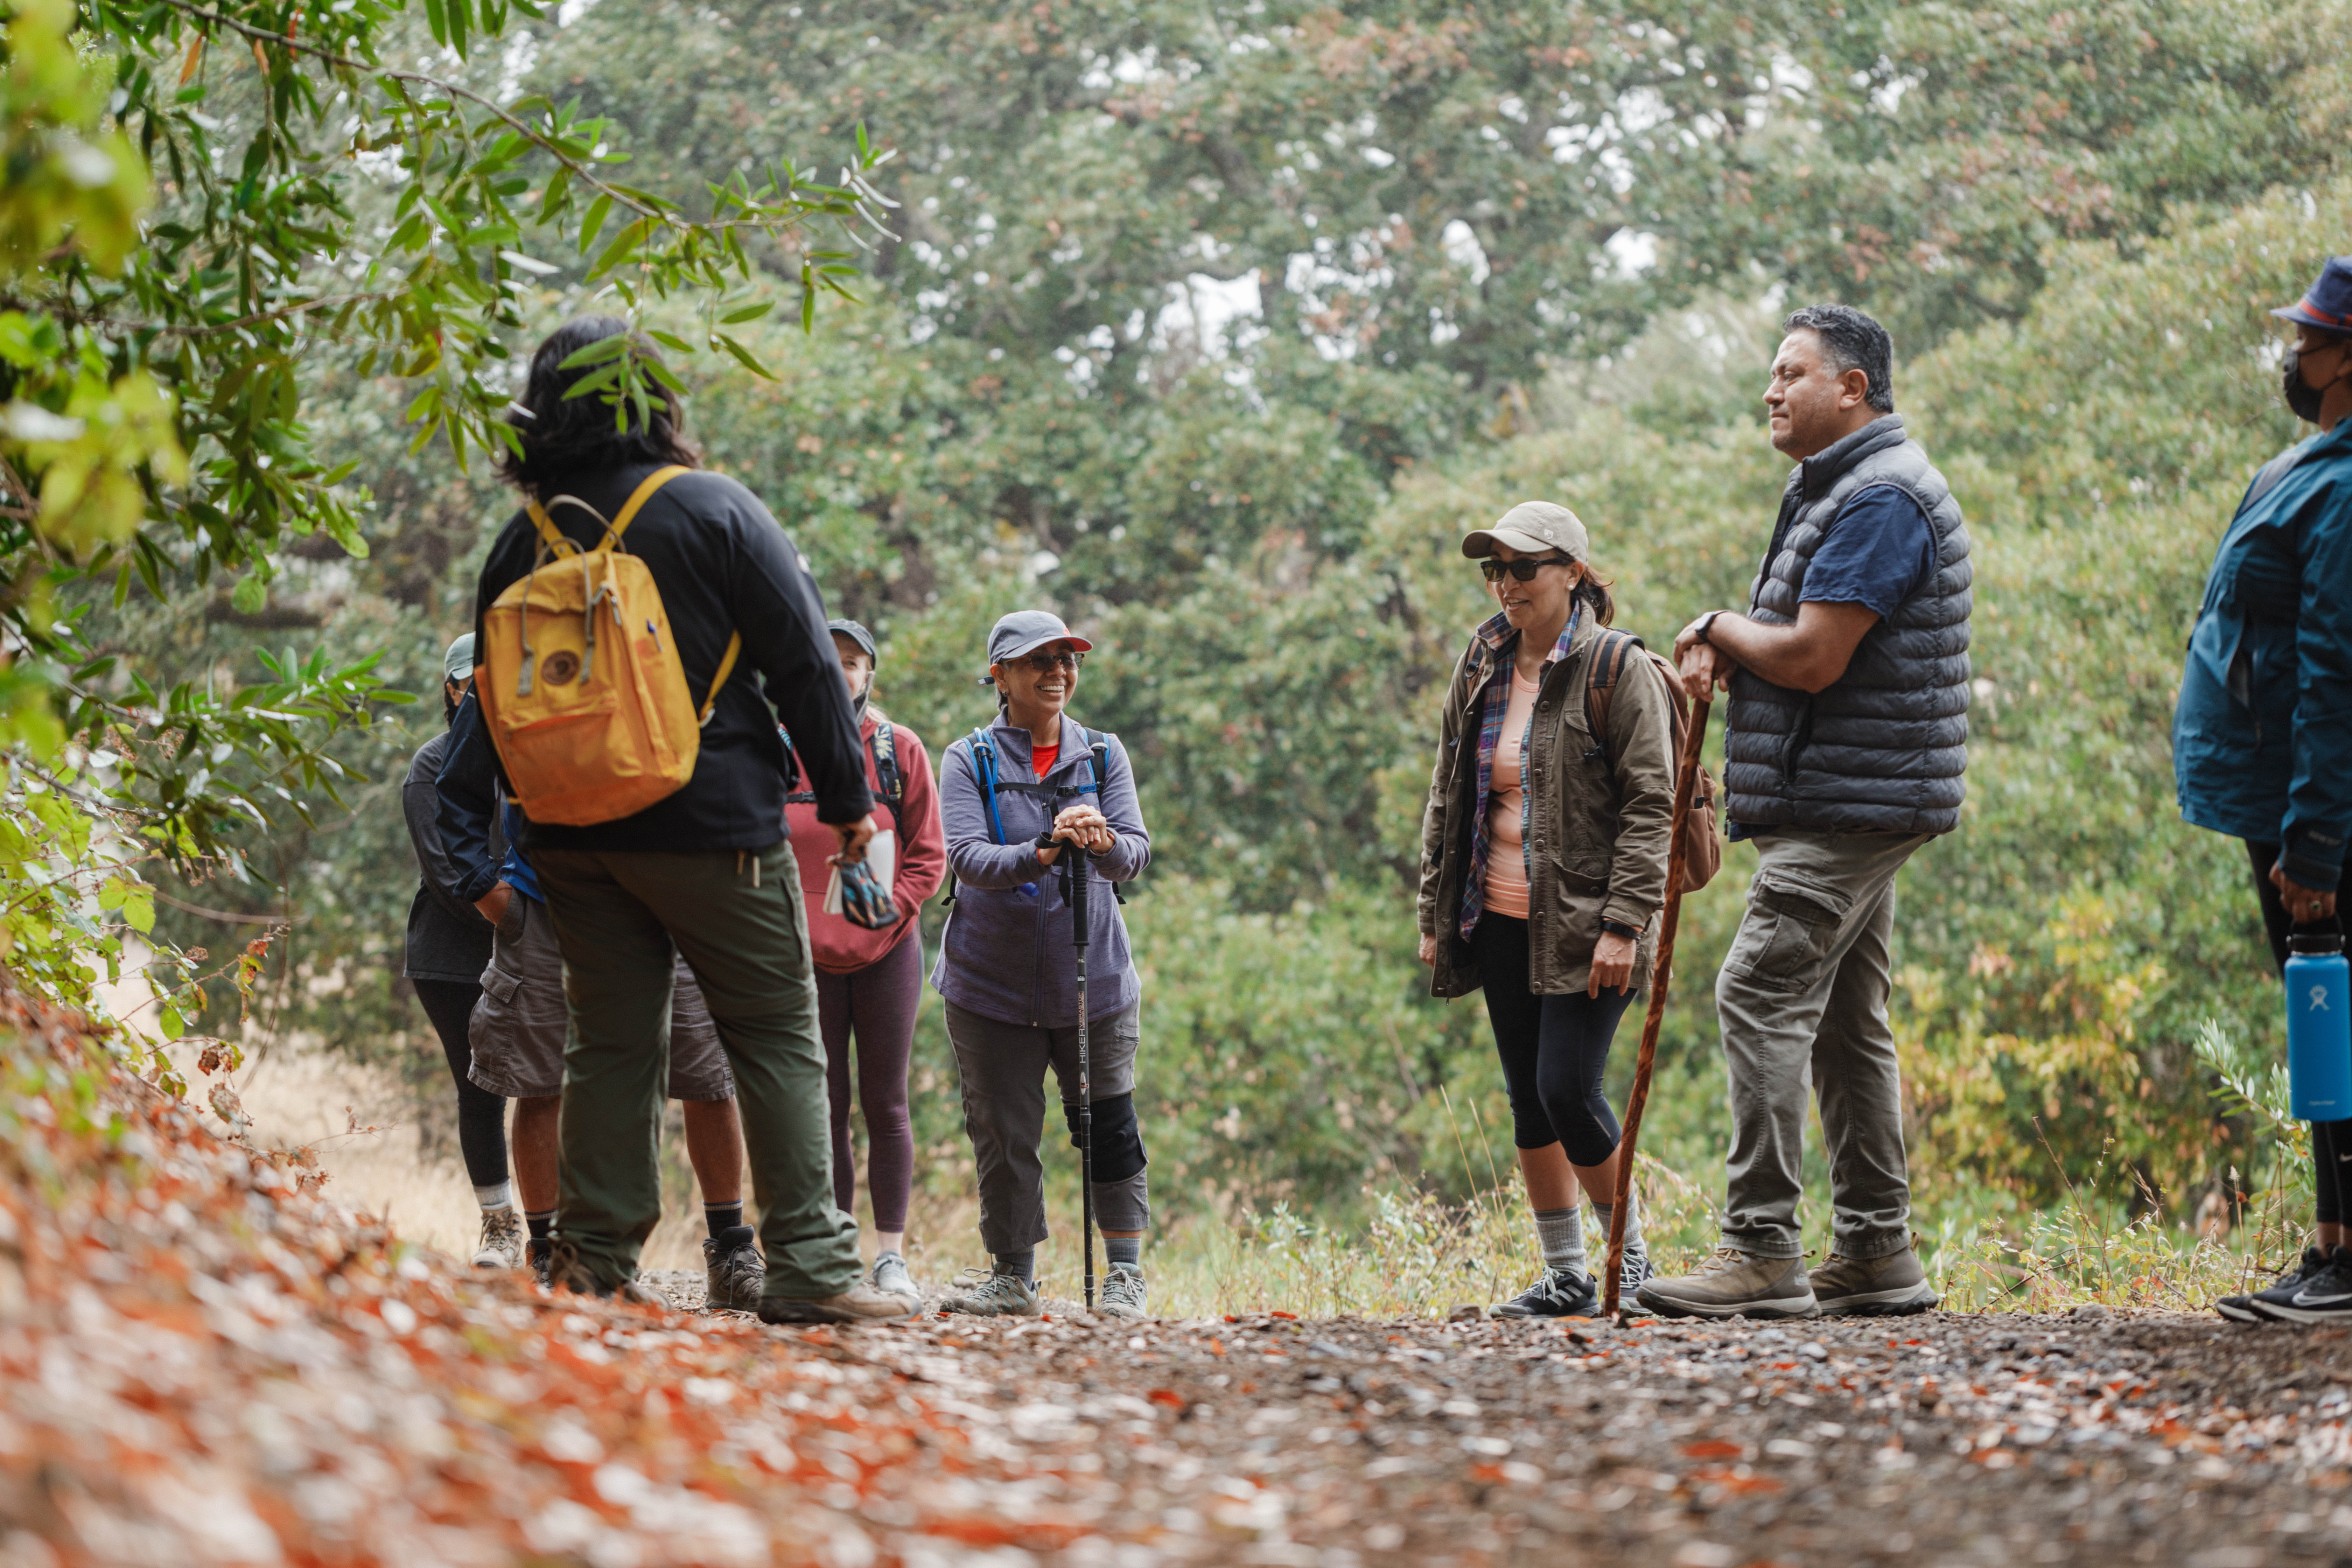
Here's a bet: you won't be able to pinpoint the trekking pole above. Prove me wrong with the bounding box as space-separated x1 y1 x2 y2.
1603 692 1712 1321
1065 820 1097 1313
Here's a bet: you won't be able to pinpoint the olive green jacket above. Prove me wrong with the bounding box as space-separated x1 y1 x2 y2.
1417 613 1677 998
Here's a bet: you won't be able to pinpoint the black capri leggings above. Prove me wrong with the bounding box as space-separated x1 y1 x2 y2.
412 977 511 1193
1472 914 1637 1167
2246 841 2352 1227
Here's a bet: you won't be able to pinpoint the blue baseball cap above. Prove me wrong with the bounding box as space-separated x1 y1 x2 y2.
977 609 1093 684
2273 257 2352 334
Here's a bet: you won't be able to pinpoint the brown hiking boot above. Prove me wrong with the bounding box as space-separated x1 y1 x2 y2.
1636 1247 1819 1320
1812 1245 1938 1316
757 1280 921 1326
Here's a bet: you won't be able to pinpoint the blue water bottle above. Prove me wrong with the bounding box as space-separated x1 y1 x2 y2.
2287 932 2352 1121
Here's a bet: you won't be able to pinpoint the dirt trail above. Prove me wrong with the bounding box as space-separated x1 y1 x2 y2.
634 1272 2345 1567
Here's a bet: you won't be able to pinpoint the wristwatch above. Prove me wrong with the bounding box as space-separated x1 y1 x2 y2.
1600 918 1640 939
1694 610 1725 646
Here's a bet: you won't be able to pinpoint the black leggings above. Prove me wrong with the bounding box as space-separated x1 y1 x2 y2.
412 977 511 1192
2246 841 2352 1227
1472 914 1637 1167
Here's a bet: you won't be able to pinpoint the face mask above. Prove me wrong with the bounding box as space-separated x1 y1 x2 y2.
2285 342 2350 425
2284 345 2324 424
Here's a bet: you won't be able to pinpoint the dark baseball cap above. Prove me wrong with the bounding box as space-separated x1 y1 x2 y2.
2274 256 2352 334
827 618 878 663
976 609 1094 685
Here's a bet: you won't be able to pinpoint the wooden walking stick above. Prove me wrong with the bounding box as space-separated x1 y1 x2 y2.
1602 691 1712 1320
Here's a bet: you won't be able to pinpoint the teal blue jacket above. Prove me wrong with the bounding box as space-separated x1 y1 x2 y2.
2174 417 2352 889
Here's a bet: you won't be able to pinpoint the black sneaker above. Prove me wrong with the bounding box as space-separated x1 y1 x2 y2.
2218 1248 2324 1323
1491 1267 1600 1319
703 1225 765 1313
2249 1246 2352 1325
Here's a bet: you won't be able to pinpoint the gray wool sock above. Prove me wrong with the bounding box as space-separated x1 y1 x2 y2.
1592 1192 1646 1257
1533 1207 1587 1279
1104 1235 1142 1269
994 1248 1036 1284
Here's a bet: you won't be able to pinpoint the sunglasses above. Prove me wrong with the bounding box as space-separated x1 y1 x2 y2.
1479 555 1575 583
1007 649 1085 674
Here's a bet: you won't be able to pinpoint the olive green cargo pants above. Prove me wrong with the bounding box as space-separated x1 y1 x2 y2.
532 841 861 1300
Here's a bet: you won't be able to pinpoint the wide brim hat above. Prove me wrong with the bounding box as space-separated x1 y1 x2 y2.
1460 500 1591 563
2272 256 2352 334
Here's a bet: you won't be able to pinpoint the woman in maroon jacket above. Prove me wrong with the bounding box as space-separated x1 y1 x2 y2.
784 619 947 1302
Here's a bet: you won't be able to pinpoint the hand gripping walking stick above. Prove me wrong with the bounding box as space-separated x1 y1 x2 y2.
1602 691 1712 1321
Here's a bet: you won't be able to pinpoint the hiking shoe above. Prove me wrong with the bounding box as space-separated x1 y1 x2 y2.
2219 1248 2326 1324
1812 1244 1938 1316
939 1267 1042 1318
756 1280 921 1325
2249 1246 2352 1326
703 1225 765 1313
1491 1267 1600 1319
474 1206 525 1270
871 1252 918 1304
1097 1262 1149 1320
545 1242 665 1307
529 1236 553 1288
1617 1247 1656 1309
1637 1247 1819 1320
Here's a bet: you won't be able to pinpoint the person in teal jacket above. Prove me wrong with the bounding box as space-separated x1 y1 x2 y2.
2175 256 2352 1326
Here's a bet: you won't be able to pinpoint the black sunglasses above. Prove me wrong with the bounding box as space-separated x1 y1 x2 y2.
1479 555 1575 583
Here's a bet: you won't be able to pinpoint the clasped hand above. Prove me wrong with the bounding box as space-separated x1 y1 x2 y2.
1036 803 1114 864
1673 614 1733 701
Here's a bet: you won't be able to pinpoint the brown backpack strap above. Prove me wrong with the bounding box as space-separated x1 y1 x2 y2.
1583 628 1639 755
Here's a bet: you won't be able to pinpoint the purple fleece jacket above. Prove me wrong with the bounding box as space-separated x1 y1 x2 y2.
930 714 1151 1028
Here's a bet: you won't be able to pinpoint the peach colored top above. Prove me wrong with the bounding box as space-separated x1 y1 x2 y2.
1482 669 1542 920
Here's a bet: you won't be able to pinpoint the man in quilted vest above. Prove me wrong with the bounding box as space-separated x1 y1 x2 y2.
1642 305 1972 1320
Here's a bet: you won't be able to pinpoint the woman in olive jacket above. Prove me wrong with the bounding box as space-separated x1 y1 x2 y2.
1417 501 1677 1319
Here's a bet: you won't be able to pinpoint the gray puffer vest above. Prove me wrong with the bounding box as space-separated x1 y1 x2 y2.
1724 414 1972 835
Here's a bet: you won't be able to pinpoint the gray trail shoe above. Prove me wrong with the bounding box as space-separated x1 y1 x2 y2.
1811 1245 1938 1316
871 1252 919 1304
703 1225 765 1313
1637 1246 1819 1320
1491 1268 1599 1319
1096 1262 1148 1319
940 1267 1041 1318
757 1280 921 1325
473 1206 525 1270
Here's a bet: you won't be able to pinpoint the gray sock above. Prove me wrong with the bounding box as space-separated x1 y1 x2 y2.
1104 1235 1142 1269
1533 1207 1586 1279
1592 1193 1645 1257
994 1249 1035 1284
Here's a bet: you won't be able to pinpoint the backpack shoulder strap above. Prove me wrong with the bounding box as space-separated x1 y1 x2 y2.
607 464 692 544
1583 628 1641 753
871 720 902 803
965 726 1009 845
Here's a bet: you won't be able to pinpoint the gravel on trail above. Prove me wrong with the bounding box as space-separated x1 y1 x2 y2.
637 1270 2347 1568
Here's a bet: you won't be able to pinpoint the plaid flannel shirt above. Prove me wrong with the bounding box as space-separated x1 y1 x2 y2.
1459 608 1581 941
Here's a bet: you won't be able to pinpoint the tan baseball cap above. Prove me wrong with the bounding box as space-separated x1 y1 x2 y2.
1460 500 1590 562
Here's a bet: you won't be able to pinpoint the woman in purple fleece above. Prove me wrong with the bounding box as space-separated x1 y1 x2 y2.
931 610 1153 1320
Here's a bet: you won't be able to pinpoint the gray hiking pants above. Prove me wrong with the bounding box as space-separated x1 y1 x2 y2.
1716 828 1930 1261
944 1001 1150 1255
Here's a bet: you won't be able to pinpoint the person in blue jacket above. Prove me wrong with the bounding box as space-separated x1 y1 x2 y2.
2176 256 2352 1326
931 611 1153 1320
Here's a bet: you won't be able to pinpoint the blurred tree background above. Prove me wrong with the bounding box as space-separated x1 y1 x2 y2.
32 0 2352 1251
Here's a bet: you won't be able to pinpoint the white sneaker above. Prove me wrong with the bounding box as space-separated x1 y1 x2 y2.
872 1252 919 1303
473 1206 525 1269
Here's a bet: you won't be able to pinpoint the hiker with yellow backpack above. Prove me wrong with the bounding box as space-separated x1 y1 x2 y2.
437 316 912 1324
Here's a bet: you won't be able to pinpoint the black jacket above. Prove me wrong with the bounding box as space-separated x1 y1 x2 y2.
440 463 871 900
402 728 495 983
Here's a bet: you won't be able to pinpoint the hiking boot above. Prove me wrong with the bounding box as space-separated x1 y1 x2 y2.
1637 1247 1819 1320
1097 1262 1149 1320
871 1252 918 1304
1812 1244 1938 1316
2250 1246 2352 1326
702 1225 765 1313
1491 1267 1600 1319
545 1241 665 1307
529 1236 553 1289
474 1206 525 1270
756 1280 921 1326
939 1267 1041 1318
2219 1247 2326 1324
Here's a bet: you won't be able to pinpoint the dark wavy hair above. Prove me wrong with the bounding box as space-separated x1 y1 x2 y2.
1783 303 1896 414
494 315 700 495
1576 562 1617 626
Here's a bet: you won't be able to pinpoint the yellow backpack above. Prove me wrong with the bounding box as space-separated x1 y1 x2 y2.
475 465 742 826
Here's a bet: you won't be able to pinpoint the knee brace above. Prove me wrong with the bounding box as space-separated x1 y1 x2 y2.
1062 1092 1148 1183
